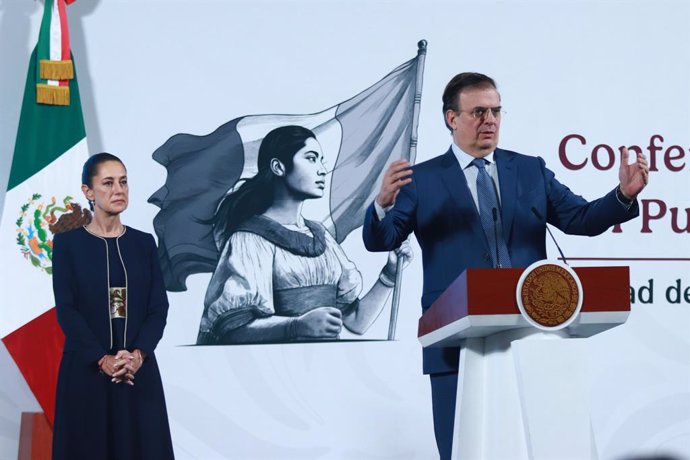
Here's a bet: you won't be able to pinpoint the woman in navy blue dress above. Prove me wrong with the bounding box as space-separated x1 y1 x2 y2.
51 153 174 460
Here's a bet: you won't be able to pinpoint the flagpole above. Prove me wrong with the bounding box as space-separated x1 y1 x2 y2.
409 39 426 164
388 39 427 341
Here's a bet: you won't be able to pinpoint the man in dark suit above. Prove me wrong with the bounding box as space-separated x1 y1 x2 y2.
362 72 649 459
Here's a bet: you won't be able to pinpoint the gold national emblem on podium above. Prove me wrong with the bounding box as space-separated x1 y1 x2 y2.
516 261 583 330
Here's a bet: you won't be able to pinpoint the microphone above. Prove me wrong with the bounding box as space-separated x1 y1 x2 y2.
531 207 569 265
491 207 501 268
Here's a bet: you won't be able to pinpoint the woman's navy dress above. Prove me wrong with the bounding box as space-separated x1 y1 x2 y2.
51 226 174 460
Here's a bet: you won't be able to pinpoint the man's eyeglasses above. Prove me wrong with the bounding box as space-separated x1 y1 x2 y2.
460 107 505 120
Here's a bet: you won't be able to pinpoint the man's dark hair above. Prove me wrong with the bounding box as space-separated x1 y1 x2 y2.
441 72 497 132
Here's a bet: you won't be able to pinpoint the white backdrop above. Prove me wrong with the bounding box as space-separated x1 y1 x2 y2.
0 1 688 459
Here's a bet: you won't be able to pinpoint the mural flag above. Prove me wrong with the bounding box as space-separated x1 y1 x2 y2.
150 41 426 292
0 0 88 426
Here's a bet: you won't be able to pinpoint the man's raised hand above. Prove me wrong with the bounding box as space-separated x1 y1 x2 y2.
376 160 413 208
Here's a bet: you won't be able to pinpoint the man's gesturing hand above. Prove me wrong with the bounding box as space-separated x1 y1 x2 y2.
618 147 649 200
376 160 413 208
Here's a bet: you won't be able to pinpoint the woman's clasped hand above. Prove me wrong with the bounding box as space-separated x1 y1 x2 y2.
98 349 144 385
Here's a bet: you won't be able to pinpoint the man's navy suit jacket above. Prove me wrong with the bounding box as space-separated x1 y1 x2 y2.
362 147 639 375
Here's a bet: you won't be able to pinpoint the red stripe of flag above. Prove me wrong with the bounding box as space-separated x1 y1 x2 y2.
2 308 64 427
58 0 71 88
58 0 70 61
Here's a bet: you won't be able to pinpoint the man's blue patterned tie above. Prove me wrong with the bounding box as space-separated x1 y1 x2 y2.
472 158 511 268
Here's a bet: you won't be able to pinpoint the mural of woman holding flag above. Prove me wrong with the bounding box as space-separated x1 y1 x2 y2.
148 42 426 344
196 125 411 344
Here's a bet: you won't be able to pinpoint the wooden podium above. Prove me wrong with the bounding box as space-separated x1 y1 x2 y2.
418 265 631 460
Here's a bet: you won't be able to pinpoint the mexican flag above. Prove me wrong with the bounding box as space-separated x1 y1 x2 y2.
0 0 88 426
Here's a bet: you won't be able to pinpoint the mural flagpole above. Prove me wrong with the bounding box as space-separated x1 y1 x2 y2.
388 39 427 340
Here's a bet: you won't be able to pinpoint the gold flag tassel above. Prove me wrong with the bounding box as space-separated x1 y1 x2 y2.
36 84 70 106
39 59 74 80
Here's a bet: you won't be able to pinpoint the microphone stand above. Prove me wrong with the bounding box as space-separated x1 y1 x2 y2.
531 207 569 265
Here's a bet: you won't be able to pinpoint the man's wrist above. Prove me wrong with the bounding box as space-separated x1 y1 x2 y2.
615 185 635 211
374 200 393 221
617 185 634 202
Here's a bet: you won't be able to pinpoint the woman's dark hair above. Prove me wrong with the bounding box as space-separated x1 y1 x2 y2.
81 152 126 210
82 152 125 186
212 125 316 249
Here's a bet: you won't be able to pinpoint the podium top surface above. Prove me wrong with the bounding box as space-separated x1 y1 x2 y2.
418 266 630 340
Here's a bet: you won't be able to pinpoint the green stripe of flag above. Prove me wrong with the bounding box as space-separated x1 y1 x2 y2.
8 47 85 191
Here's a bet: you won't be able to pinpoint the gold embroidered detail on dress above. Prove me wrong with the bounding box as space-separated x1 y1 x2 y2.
109 287 127 319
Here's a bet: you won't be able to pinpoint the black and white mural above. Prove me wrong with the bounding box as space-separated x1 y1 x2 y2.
149 45 425 344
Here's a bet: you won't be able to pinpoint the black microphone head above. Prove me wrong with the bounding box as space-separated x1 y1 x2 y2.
531 207 544 221
492 207 498 221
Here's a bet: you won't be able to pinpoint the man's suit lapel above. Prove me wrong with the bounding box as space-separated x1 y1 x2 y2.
495 148 518 244
439 149 491 253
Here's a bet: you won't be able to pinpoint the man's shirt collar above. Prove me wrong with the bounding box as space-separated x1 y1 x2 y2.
451 143 496 170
